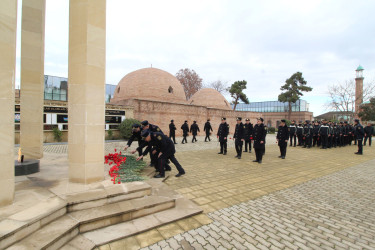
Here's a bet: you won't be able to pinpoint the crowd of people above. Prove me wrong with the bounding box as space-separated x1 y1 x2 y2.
123 117 373 178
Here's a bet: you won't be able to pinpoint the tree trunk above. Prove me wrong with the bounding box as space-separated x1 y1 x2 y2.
288 101 292 120
233 96 239 110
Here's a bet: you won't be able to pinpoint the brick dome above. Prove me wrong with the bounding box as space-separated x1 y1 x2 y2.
189 88 231 110
111 68 186 103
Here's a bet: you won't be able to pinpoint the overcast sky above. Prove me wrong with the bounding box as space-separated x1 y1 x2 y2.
15 0 375 116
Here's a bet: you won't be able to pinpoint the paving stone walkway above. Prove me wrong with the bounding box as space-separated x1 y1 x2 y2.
143 159 375 249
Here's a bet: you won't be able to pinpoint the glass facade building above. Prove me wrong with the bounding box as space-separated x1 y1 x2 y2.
43 75 116 103
233 100 309 112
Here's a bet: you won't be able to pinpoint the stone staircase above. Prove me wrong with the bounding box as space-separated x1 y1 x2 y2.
0 180 202 249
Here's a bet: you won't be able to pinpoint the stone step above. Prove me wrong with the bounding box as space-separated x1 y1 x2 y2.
6 195 175 250
7 215 78 250
65 181 152 212
76 196 202 247
0 197 67 249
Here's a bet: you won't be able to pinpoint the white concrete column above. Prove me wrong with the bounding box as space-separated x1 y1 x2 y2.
20 0 46 159
68 0 106 184
0 0 18 206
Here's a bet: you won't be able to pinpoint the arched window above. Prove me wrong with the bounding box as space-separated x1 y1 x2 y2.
168 86 173 93
117 87 120 93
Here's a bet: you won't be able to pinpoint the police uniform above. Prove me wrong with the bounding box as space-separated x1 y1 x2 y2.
364 124 374 146
169 120 177 144
277 119 289 159
141 130 185 178
181 121 189 144
296 122 304 146
190 121 200 143
127 124 144 156
318 120 329 149
217 117 229 155
243 119 253 152
312 122 320 147
141 120 163 166
354 119 364 155
204 120 213 142
234 117 245 159
252 118 266 163
303 120 312 148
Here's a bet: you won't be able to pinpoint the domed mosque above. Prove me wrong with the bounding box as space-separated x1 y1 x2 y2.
111 67 187 104
189 88 231 110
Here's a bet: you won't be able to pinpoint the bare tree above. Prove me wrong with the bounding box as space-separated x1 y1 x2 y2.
206 80 228 94
326 79 375 122
175 68 203 100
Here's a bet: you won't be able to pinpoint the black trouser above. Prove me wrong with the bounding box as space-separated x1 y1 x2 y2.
244 139 252 152
235 139 243 157
182 135 187 143
205 132 211 141
220 140 227 153
289 134 296 146
169 133 176 143
304 135 311 147
137 141 142 156
328 135 333 148
357 139 363 153
297 134 303 145
279 141 287 157
192 134 197 142
321 134 328 148
354 135 357 145
364 136 372 146
348 134 352 145
158 153 184 177
312 135 318 147
255 147 264 162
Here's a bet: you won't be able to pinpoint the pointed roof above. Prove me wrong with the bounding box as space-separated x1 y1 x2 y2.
356 65 364 71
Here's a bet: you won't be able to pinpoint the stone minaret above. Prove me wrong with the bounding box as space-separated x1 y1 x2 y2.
355 65 364 118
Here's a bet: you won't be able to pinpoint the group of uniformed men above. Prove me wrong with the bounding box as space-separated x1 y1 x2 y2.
124 117 372 177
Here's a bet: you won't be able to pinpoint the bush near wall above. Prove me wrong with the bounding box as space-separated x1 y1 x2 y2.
119 118 141 139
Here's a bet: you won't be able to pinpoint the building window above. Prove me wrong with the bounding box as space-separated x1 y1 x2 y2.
168 86 173 93
117 87 120 93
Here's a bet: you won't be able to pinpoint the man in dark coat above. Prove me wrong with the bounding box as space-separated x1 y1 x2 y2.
243 118 253 153
288 120 297 147
141 120 163 134
277 119 289 159
296 122 304 146
137 130 185 178
124 124 143 156
303 120 312 148
233 117 245 159
354 119 365 155
190 121 200 143
217 117 229 155
181 121 189 144
169 120 177 144
318 120 329 149
364 123 374 146
204 119 213 142
252 118 266 163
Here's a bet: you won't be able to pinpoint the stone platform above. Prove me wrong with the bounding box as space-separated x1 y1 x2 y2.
14 159 39 176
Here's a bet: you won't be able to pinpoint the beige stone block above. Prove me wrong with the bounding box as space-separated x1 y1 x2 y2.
69 106 89 126
0 156 14 179
84 162 104 183
68 144 86 164
87 46 105 68
0 179 14 207
0 220 40 249
68 84 87 105
88 0 106 29
68 125 87 145
84 143 104 163
86 126 104 144
131 201 175 220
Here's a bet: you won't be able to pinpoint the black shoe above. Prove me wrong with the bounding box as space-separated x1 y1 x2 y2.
243 150 248 152
258 160 262 164
175 172 185 177
174 143 178 144
238 156 241 159
182 142 185 144
165 167 172 171
252 160 258 162
218 152 223 154
355 152 363 155
278 156 282 158
293 145 296 147
281 156 285 159
223 152 227 155
154 174 165 178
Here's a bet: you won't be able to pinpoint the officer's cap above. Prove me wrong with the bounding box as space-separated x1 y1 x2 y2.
245 118 250 121
132 123 141 128
236 117 242 121
344 121 348 124
184 120 187 123
221 117 226 121
141 129 151 139
207 119 210 121
257 117 264 122
354 119 360 123
141 120 149 127
193 120 196 123
281 119 286 123
171 120 174 122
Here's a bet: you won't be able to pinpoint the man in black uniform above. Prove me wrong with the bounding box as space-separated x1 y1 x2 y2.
141 120 163 134
124 124 143 156
277 119 289 159
217 117 229 155
318 119 329 149
303 120 312 148
243 118 253 153
233 117 245 159
169 120 177 144
312 121 320 147
252 118 266 163
354 119 365 155
190 121 200 143
137 130 185 178
296 122 304 146
288 120 297 147
181 121 189 144
204 119 213 142
364 123 374 146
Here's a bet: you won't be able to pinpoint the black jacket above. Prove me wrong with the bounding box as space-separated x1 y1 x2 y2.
288 124 297 135
217 122 229 142
181 123 189 136
142 132 175 156
234 122 245 140
149 124 163 134
253 123 267 149
127 130 141 146
169 122 176 135
354 123 365 140
244 123 254 139
204 122 213 134
190 123 200 135
364 125 374 136
318 124 330 136
277 125 289 142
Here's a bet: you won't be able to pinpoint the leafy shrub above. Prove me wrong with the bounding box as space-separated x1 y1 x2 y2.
52 127 62 142
267 127 276 134
107 129 113 140
119 118 141 139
